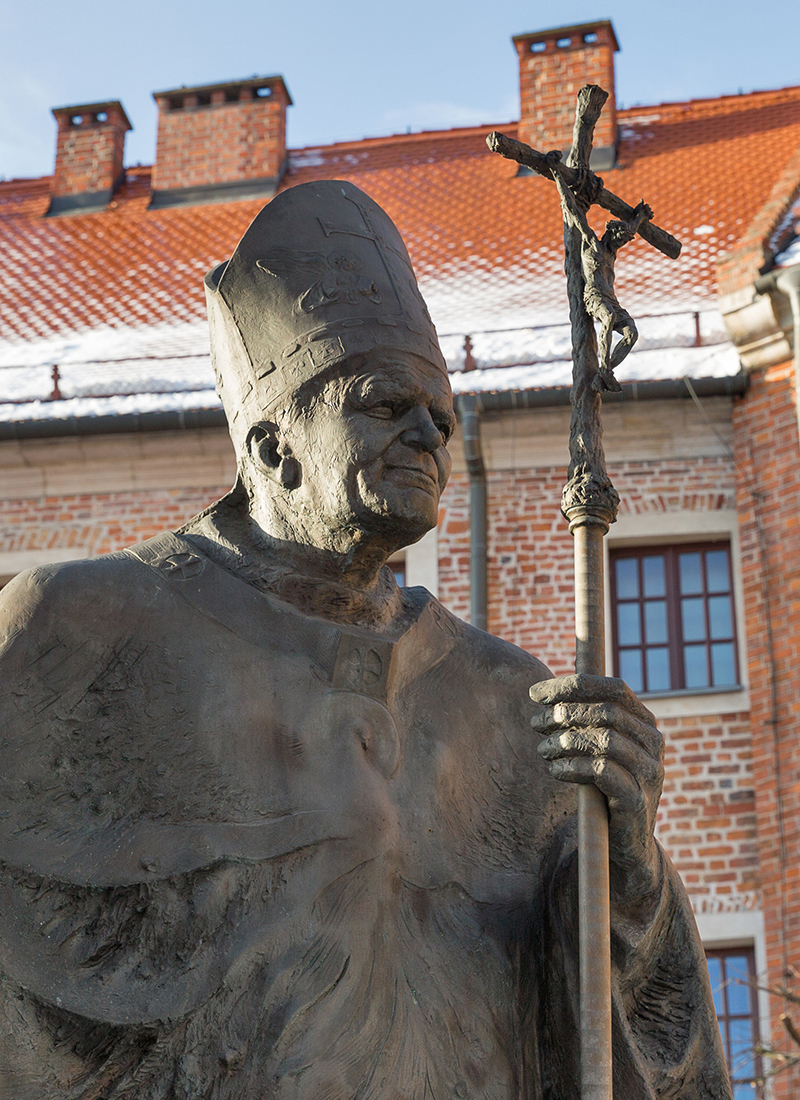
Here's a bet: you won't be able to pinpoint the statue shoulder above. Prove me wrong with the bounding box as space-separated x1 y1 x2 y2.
427 596 553 689
0 550 157 643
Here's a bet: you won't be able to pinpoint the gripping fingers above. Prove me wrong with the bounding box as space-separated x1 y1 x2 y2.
531 700 663 762
546 755 644 812
537 727 662 790
530 673 656 726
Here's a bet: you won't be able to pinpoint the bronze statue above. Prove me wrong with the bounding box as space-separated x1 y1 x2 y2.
545 150 653 393
0 181 730 1099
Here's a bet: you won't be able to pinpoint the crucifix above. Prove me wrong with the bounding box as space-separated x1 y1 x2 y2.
487 85 682 1100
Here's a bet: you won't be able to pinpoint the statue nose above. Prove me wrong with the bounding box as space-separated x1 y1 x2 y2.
401 407 445 452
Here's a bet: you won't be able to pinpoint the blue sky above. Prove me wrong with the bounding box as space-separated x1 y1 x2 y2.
2 0 798 180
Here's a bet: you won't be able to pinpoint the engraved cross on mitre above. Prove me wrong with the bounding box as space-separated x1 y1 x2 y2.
318 192 429 321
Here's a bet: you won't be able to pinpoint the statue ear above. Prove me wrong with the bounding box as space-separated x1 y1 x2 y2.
246 422 301 490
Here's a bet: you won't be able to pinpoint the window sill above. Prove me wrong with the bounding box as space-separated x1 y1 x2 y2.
639 684 749 721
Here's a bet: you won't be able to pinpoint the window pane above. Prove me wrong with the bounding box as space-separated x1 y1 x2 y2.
614 542 737 696
619 649 643 693
679 551 703 594
646 647 671 691
642 555 666 597
706 956 724 1016
706 549 730 593
644 600 668 644
732 1084 755 1100
707 948 758 1092
682 597 706 641
725 957 751 1016
708 595 733 639
617 603 641 645
684 644 709 688
728 1018 755 1078
615 557 639 599
711 643 736 686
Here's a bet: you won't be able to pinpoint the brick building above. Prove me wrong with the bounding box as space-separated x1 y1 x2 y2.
2 19 800 1096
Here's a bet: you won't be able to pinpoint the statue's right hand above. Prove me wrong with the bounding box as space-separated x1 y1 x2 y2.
529 673 665 914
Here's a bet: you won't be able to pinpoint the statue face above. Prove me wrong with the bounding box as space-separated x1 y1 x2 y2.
278 351 454 546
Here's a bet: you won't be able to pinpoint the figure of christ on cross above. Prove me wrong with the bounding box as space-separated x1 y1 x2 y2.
545 150 653 392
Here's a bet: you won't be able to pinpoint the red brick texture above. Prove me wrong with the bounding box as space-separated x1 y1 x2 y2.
514 22 618 153
152 80 290 192
51 103 130 198
0 487 225 564
657 711 757 905
733 365 800 1090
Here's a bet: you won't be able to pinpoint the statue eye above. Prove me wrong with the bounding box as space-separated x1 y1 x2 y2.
366 404 395 420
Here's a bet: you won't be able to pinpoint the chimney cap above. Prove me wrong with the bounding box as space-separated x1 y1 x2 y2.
152 75 292 106
513 19 620 53
51 100 132 130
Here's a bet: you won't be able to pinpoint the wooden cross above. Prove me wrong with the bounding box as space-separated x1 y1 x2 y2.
487 97 681 258
487 85 682 1100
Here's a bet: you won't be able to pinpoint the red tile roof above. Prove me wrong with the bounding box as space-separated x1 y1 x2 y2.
1 83 799 406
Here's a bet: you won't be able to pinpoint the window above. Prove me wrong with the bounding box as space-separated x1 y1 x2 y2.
610 543 739 695
389 557 406 587
706 947 760 1098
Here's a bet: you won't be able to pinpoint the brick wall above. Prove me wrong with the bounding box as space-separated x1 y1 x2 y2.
4 452 755 905
734 365 800 1094
0 486 225 564
2 446 761 917
152 79 290 193
657 711 757 907
514 21 618 152
51 103 130 199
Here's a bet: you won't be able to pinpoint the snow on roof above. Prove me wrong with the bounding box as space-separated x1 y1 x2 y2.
0 308 736 423
1 83 799 424
449 342 741 396
775 237 800 267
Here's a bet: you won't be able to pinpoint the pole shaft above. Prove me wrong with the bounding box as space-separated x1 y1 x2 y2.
573 517 613 1100
460 396 489 632
557 86 619 1100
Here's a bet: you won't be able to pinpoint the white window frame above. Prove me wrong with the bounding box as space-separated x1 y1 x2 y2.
604 509 748 720
695 907 771 1088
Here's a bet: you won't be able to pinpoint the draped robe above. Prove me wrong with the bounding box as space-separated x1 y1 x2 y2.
0 532 731 1099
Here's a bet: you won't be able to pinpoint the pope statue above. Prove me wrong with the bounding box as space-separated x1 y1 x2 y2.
0 182 731 1099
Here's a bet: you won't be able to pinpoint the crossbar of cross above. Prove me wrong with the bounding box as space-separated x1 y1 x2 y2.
486 130 681 260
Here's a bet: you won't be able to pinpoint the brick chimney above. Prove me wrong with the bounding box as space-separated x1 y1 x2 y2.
513 20 619 169
47 101 131 216
150 76 292 209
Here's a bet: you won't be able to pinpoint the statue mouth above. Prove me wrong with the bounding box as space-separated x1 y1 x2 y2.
385 465 438 492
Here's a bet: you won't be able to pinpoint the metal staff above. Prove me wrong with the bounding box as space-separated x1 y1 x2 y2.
487 86 681 1100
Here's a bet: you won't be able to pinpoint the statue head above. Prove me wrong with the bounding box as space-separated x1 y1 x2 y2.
602 219 636 252
204 182 453 553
